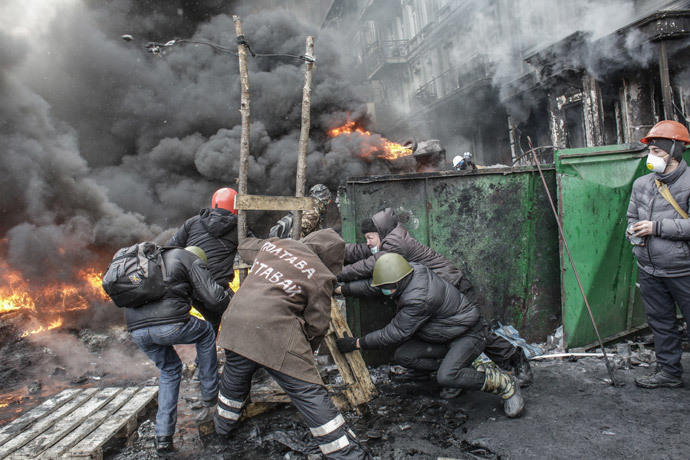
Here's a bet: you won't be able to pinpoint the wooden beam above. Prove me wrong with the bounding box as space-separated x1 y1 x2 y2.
324 297 377 414
233 15 250 284
235 195 316 212
292 36 315 239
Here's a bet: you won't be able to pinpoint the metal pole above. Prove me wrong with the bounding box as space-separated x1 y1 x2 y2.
291 36 315 240
233 15 250 279
659 41 674 121
527 137 619 387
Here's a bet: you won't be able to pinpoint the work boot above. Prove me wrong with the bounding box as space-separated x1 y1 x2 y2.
635 366 683 389
510 351 533 387
481 367 524 418
155 435 174 455
439 387 463 399
196 397 218 437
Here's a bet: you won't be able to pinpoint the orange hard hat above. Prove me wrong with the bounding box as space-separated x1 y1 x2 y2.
211 187 238 214
640 120 690 145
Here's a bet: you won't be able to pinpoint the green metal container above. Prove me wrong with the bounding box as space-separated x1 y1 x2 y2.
339 166 561 362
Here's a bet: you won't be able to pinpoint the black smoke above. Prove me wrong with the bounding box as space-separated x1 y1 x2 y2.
0 1 390 293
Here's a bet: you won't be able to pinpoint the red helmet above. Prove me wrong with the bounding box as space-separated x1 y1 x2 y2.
211 187 238 214
640 120 690 145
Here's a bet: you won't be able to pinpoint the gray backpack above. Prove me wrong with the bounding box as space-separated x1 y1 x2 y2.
102 242 167 308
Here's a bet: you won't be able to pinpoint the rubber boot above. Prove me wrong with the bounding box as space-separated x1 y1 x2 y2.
481 367 524 418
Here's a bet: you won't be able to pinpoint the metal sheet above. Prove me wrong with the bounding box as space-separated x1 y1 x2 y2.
555 144 648 348
340 167 561 363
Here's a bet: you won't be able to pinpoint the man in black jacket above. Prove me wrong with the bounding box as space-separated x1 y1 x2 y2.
336 253 524 418
166 187 240 332
336 208 532 387
126 246 231 454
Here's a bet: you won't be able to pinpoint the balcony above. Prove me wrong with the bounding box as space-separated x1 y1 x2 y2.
364 40 409 80
410 54 494 110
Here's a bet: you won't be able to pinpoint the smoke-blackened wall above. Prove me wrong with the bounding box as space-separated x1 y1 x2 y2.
0 0 384 287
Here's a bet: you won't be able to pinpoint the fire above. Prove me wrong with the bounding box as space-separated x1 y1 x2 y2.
20 317 63 338
0 258 110 337
328 120 413 160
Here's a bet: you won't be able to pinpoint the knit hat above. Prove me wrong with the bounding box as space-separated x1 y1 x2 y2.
361 217 377 234
648 138 684 161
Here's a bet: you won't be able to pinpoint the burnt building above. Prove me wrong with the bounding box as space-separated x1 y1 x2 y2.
320 0 690 166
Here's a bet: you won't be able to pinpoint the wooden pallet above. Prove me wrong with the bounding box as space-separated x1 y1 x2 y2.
0 386 158 460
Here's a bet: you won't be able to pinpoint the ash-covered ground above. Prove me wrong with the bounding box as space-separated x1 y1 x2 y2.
1 321 689 460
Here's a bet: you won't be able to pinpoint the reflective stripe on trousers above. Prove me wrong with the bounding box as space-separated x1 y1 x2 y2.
218 350 370 459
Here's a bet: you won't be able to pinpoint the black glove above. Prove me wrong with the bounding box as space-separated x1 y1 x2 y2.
335 337 359 353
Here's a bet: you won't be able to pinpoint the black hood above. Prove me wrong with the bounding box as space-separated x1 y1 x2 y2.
371 208 398 239
199 208 238 237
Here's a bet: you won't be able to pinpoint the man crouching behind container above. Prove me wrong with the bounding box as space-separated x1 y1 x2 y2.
214 229 371 459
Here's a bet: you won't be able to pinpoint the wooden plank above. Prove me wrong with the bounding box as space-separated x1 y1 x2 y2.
325 298 377 413
0 388 98 460
12 388 122 460
330 298 377 398
40 388 139 460
235 195 315 212
64 386 157 459
0 389 81 446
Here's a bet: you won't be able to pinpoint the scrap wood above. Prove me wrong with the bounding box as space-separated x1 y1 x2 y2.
323 297 377 414
530 352 605 360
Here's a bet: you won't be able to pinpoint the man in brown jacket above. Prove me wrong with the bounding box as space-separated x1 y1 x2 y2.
214 229 370 460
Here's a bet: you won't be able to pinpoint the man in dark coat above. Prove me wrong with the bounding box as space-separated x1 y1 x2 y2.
214 229 370 459
166 187 240 332
125 246 231 454
336 207 532 387
336 253 524 418
627 120 690 389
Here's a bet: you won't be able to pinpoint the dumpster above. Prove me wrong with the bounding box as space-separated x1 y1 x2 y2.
555 144 674 348
339 166 561 362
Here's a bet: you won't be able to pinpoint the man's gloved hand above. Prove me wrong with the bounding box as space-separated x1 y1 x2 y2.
335 337 360 353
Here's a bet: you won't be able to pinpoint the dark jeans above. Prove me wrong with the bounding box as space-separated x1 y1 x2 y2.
393 321 486 390
638 270 690 376
215 351 370 460
130 317 218 437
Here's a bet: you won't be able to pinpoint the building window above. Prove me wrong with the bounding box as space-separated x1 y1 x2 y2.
564 103 586 148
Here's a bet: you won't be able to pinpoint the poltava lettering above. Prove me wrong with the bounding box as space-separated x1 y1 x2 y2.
259 241 316 279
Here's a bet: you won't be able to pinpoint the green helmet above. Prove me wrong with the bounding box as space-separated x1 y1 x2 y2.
372 253 413 287
185 246 208 264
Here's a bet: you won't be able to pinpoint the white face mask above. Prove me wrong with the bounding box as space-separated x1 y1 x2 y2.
646 154 667 173
370 246 379 255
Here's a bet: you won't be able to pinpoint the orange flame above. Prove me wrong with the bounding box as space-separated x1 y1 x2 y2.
328 121 413 160
0 257 111 337
20 317 63 338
